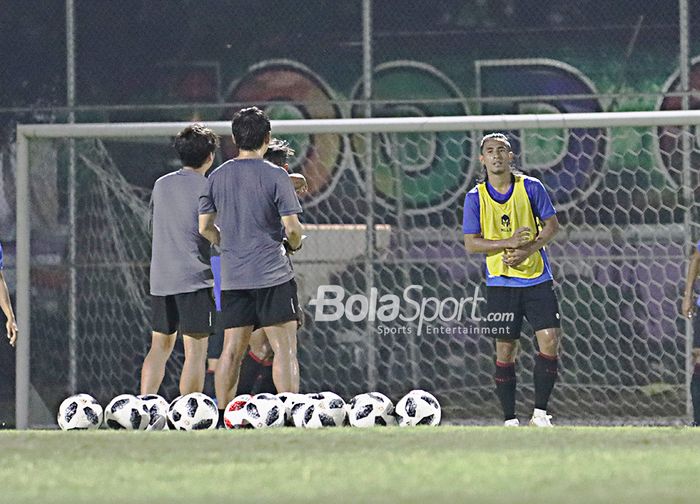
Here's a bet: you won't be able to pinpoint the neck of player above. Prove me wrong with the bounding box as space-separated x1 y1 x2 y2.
488 170 513 193
183 165 209 176
236 146 266 160
184 153 214 175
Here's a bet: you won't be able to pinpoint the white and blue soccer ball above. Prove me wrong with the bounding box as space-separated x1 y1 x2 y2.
347 392 396 427
303 391 347 428
246 393 285 429
168 393 218 431
395 390 441 426
105 394 149 430
138 394 169 431
57 394 103 430
223 394 253 429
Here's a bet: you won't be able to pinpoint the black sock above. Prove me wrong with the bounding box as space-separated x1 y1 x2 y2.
217 408 225 429
237 351 263 396
255 361 276 394
691 364 700 425
534 352 558 411
495 361 517 421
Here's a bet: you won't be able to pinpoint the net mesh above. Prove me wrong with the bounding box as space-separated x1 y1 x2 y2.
28 138 185 416
25 118 698 425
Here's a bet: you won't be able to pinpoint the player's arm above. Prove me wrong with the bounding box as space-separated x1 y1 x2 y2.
462 189 530 254
282 214 303 251
463 228 532 254
146 195 154 235
503 215 559 267
682 249 700 318
0 271 17 347
275 170 304 252
288 173 308 194
198 213 220 246
503 179 559 266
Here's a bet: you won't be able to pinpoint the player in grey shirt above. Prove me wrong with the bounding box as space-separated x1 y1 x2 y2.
199 107 303 421
141 124 219 397
205 138 308 399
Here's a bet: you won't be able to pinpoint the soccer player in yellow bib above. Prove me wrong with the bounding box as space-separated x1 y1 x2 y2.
463 133 561 427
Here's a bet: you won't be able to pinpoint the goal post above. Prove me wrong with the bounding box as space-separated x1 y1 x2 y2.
15 110 700 428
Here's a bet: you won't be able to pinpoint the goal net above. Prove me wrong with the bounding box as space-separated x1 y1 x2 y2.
14 111 700 427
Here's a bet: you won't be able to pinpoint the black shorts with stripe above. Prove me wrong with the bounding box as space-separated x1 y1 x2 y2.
219 278 299 330
483 280 560 340
151 288 215 335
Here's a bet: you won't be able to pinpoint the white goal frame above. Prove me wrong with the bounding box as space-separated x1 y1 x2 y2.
15 110 700 428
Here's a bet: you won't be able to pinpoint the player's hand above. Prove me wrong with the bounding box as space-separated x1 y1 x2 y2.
682 296 695 319
290 173 308 195
505 227 532 249
297 305 305 329
503 246 532 267
283 238 302 255
6 318 17 347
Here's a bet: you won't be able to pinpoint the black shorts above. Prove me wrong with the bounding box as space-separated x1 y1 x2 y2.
219 278 299 330
693 313 700 348
151 288 215 335
483 280 560 340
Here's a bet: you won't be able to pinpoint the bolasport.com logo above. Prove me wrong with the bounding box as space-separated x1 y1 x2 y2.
307 285 513 336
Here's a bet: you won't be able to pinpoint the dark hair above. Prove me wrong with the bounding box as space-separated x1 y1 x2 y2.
264 138 295 168
174 124 219 168
476 132 523 183
479 132 512 153
231 106 271 151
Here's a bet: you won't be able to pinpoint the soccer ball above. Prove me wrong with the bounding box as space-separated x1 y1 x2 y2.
290 395 319 427
276 392 307 426
223 394 253 429
105 394 149 430
166 395 181 429
168 393 218 431
347 392 397 427
303 391 347 428
246 393 285 428
395 390 441 426
57 394 103 430
138 394 169 431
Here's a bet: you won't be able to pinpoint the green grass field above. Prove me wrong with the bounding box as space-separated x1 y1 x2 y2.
1 427 698 503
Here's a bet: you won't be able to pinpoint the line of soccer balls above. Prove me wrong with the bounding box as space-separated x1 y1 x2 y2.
57 389 442 431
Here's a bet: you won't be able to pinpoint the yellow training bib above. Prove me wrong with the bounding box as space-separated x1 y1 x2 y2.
477 175 544 279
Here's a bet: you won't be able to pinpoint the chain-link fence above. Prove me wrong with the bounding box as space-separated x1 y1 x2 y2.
2 0 699 425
